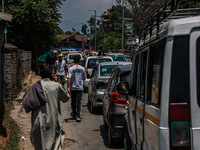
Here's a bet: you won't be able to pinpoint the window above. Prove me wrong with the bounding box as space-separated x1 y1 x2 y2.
101 65 117 76
69 54 80 59
131 55 139 96
147 39 165 107
197 37 200 106
170 36 190 103
139 51 148 100
87 58 112 68
109 55 126 61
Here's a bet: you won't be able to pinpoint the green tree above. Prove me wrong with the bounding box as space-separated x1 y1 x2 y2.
4 0 65 55
65 30 73 34
81 24 88 35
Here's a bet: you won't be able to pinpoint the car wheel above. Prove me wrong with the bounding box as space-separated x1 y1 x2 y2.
90 101 95 113
84 86 87 93
103 115 108 130
124 125 132 150
108 125 115 146
88 94 91 105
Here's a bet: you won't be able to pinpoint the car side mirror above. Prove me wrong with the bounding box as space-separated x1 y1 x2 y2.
117 82 130 95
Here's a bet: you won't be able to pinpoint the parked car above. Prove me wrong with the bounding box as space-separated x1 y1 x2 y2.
108 53 127 61
117 12 200 150
83 56 113 92
88 62 131 113
103 64 132 146
66 53 83 64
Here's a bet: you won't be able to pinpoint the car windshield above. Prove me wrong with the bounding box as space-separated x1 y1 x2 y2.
101 65 117 76
69 55 80 59
109 55 126 61
87 58 112 68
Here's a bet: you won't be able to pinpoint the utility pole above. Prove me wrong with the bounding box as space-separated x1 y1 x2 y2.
122 0 124 54
81 23 84 50
88 9 97 52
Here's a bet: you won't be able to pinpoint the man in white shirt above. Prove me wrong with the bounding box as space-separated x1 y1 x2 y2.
54 54 67 86
67 55 86 122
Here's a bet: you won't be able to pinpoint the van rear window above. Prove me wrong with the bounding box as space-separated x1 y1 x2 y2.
170 36 190 103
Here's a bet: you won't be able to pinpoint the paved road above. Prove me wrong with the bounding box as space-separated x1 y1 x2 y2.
61 93 124 150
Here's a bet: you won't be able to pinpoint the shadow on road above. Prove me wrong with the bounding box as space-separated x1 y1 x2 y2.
100 125 124 149
64 117 76 122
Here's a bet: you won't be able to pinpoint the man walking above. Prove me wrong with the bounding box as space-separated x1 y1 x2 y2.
67 55 86 122
22 63 69 150
54 54 67 86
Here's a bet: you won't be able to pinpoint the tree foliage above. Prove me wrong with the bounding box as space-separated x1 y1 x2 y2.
4 0 65 55
123 0 200 35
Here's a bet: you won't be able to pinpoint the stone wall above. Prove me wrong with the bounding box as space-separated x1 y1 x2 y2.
3 47 32 102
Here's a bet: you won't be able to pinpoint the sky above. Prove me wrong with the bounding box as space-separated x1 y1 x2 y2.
59 0 114 33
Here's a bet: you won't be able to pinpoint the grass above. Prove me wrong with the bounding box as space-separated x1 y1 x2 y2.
2 109 20 150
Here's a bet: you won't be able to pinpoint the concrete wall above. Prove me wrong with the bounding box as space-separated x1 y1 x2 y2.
3 48 32 102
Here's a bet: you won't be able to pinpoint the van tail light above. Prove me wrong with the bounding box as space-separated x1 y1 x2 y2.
95 80 108 89
111 92 127 104
85 67 88 75
169 103 191 150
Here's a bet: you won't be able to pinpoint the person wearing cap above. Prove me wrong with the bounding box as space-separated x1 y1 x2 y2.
54 54 67 86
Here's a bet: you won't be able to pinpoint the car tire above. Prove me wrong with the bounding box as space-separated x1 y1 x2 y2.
103 115 108 130
88 94 91 105
84 86 87 93
108 125 115 147
124 125 132 150
90 101 95 113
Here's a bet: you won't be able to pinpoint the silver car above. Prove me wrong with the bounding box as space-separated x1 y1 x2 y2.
83 56 113 92
88 62 132 113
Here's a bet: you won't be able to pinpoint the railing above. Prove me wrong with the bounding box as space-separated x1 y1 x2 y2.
139 0 200 43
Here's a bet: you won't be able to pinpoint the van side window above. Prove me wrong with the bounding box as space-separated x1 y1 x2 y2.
147 39 165 107
197 37 200 106
132 55 139 96
170 36 189 103
139 51 148 100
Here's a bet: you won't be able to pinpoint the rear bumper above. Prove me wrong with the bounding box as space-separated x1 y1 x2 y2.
93 89 104 107
109 114 126 138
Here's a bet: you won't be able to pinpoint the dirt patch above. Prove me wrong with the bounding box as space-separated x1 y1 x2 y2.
63 138 76 148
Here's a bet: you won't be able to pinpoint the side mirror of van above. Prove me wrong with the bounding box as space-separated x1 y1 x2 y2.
117 82 130 95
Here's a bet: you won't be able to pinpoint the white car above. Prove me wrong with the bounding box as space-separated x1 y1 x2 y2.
66 53 83 64
83 56 113 92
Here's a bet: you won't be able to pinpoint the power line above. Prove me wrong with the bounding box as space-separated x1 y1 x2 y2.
61 16 90 21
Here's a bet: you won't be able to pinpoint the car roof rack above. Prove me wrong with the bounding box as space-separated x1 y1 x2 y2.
139 0 200 43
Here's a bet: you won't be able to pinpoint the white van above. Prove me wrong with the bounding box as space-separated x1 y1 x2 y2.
117 10 200 150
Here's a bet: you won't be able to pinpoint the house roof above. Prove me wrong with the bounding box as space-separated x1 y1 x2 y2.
0 12 12 22
57 34 87 42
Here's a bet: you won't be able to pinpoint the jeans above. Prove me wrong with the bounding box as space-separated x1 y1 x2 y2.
71 90 83 117
57 75 66 86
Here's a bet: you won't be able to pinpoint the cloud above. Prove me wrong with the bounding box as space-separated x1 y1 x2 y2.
59 0 113 31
